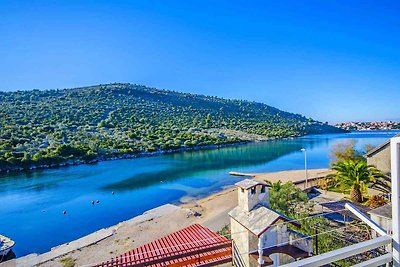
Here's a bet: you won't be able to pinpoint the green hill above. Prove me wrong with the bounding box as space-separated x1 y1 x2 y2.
0 83 345 171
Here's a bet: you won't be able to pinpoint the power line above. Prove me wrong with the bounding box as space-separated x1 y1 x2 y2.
245 224 350 256
87 207 352 264
86 225 350 266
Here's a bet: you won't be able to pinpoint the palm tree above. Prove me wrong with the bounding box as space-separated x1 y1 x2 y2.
327 160 384 202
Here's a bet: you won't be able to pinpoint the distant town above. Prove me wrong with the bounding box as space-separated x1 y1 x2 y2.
335 121 400 131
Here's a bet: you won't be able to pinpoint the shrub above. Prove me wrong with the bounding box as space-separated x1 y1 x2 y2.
60 257 75 267
368 195 387 208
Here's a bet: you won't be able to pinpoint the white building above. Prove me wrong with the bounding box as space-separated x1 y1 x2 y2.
229 179 312 267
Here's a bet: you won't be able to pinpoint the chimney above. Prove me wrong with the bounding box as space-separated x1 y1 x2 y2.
235 179 269 212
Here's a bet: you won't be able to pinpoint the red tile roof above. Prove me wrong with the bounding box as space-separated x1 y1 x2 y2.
94 224 232 267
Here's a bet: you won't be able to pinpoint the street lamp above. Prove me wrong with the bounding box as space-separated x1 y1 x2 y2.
301 148 308 188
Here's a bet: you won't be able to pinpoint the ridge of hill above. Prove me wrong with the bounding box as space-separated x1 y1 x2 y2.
0 83 345 172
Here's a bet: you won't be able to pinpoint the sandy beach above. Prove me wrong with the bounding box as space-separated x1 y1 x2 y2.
2 168 331 267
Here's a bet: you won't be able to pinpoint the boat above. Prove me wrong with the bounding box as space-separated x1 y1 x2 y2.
0 234 15 258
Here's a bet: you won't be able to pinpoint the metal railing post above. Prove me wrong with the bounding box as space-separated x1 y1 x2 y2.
391 137 400 266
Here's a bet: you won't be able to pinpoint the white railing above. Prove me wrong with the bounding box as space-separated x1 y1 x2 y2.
391 136 400 266
281 235 391 267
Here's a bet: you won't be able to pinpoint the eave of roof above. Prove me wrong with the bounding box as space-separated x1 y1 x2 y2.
365 133 400 157
365 141 390 157
229 205 300 237
235 179 267 190
368 203 392 219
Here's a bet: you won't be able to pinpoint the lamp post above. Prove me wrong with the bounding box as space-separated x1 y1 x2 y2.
301 148 308 189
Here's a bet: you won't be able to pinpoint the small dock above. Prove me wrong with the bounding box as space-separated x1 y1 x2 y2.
229 171 255 177
230 170 330 192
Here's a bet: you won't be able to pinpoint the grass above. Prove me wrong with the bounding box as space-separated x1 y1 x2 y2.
217 225 231 239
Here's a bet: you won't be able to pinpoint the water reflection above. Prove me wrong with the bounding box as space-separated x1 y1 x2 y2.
104 140 304 191
0 130 398 256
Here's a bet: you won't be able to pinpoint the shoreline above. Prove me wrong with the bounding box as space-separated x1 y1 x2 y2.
0 141 248 175
2 127 367 176
4 128 392 176
1 127 357 175
2 168 331 267
0 134 302 175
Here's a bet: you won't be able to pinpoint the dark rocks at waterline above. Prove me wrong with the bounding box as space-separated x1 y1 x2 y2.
0 141 251 175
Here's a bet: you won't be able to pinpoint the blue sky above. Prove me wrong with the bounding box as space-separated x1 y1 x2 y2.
0 0 399 122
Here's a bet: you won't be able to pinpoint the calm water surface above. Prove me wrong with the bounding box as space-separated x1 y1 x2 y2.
0 130 398 256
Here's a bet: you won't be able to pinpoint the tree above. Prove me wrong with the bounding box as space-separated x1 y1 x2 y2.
327 160 384 202
0 83 342 171
364 144 375 154
267 181 308 213
329 140 363 165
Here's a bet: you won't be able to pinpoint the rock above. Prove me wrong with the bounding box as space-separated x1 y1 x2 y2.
186 210 201 218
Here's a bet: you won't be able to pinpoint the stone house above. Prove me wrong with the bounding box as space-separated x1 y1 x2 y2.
229 179 312 267
365 134 400 175
369 203 392 235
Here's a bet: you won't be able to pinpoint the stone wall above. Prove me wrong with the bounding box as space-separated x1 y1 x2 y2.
238 184 269 212
237 187 250 212
276 224 289 245
288 229 313 255
367 145 391 174
230 218 250 266
370 214 392 233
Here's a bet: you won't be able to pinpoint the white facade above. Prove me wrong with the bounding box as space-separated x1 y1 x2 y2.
229 179 312 266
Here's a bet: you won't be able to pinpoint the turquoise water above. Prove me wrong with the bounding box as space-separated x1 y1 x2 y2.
0 130 398 256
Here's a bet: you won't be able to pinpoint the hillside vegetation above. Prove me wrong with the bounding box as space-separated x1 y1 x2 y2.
0 83 344 171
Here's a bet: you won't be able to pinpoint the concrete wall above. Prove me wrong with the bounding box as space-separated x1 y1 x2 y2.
367 146 391 174
370 214 392 233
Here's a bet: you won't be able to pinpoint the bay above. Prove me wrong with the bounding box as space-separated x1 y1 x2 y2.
0 130 398 256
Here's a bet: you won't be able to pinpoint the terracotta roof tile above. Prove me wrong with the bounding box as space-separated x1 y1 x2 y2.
94 224 231 267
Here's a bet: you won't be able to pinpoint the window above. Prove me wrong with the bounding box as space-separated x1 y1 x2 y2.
261 185 266 193
251 187 256 195
241 188 244 193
